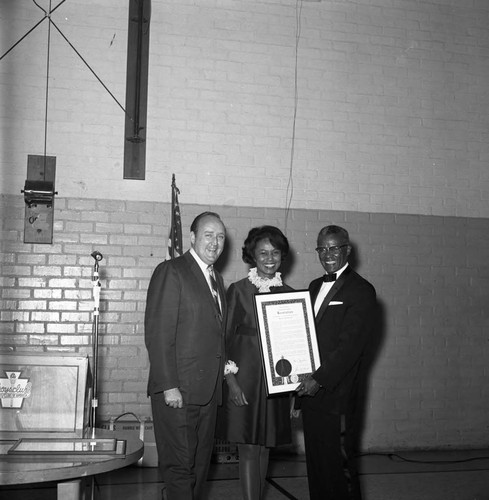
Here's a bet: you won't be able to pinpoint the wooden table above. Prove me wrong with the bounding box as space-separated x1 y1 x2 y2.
0 429 144 500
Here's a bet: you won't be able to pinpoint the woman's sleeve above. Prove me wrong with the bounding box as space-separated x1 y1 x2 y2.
225 283 239 346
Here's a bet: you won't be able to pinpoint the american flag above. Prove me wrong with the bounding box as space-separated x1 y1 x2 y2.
165 174 183 260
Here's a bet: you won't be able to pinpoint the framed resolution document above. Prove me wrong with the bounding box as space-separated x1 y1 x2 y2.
253 290 321 395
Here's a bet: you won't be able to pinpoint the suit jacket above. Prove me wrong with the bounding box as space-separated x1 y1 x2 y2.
305 266 377 414
144 251 227 406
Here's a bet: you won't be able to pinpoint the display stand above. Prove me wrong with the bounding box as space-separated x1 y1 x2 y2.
89 250 103 438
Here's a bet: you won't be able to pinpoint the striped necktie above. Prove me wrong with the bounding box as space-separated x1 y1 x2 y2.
207 266 222 320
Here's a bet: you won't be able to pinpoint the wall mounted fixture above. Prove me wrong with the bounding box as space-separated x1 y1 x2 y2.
22 179 57 208
22 155 57 244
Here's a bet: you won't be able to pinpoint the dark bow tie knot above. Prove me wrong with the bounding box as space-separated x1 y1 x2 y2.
323 273 337 282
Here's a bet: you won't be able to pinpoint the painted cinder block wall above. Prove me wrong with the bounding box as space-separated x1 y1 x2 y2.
1 0 489 451
2 193 489 450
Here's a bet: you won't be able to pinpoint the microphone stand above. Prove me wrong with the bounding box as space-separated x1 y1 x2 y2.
89 251 103 439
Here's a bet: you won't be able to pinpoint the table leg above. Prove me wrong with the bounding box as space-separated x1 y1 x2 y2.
58 478 82 500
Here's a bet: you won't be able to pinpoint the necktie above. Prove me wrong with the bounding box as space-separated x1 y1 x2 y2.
323 273 337 282
208 266 222 320
315 274 337 315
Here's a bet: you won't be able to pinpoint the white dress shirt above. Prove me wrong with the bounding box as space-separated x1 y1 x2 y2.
189 248 222 309
314 263 349 316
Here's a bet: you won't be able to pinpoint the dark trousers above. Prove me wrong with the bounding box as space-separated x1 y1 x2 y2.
151 392 218 500
302 409 362 500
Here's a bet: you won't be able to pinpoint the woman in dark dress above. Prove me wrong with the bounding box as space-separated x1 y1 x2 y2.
218 226 292 500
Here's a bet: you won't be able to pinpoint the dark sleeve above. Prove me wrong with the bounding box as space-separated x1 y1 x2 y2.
144 261 181 393
224 283 240 359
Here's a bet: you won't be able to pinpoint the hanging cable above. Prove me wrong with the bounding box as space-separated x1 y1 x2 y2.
1 0 130 121
284 0 304 234
43 0 53 160
0 0 65 61
49 20 127 116
0 19 46 62
357 451 489 466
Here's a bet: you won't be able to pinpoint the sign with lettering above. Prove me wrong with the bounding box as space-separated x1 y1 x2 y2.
0 371 32 409
0 353 89 438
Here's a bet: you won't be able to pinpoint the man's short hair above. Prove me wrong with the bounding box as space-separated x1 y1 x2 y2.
318 225 350 242
190 211 223 234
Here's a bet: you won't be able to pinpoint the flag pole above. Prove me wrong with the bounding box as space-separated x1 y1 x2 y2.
170 174 179 259
170 175 175 260
166 174 182 261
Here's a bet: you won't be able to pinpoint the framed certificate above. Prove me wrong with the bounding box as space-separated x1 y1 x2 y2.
253 290 321 395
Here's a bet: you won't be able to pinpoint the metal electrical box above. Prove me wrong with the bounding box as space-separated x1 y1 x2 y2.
23 155 56 244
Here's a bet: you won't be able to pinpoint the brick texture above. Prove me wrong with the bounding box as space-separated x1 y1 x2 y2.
1 1 488 217
1 0 489 452
2 193 489 451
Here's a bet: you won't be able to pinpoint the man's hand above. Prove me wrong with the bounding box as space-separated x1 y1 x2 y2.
290 396 301 418
295 377 320 397
164 387 183 408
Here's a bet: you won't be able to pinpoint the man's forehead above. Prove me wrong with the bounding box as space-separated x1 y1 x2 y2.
320 233 338 239
197 217 225 232
319 233 346 243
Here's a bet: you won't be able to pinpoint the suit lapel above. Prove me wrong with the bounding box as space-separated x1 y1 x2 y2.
186 252 216 307
185 251 225 326
315 266 352 322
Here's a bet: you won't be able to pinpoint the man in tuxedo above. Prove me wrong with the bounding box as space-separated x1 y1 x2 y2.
296 225 377 500
145 211 227 500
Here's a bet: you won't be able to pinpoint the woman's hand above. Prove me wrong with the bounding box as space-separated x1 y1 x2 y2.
225 374 248 406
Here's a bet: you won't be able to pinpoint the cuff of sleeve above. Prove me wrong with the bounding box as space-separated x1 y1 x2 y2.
311 375 322 388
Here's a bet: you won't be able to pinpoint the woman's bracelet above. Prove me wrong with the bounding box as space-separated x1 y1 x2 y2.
224 360 239 376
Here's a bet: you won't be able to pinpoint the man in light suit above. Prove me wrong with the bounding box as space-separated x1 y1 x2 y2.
145 211 227 500
296 225 377 500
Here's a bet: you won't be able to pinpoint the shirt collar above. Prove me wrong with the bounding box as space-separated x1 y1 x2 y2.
190 248 210 275
323 263 349 283
334 262 349 278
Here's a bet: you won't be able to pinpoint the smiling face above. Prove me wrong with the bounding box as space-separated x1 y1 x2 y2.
254 238 282 279
190 215 226 266
316 232 351 275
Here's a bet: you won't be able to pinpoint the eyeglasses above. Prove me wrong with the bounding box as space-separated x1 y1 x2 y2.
315 244 348 255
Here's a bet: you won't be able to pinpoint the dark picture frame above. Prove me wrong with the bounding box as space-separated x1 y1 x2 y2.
253 290 321 395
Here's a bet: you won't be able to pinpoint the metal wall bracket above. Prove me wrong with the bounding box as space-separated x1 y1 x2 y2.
22 155 57 244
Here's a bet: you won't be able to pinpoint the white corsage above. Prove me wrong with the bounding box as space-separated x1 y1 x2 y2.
224 360 239 376
248 267 283 293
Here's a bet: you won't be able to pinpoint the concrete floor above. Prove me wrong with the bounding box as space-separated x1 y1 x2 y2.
2 448 489 499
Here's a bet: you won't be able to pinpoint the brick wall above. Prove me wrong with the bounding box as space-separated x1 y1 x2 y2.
1 0 489 453
1 1 489 216
2 193 489 451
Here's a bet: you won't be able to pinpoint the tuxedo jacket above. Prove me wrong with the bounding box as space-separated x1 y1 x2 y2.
305 266 377 414
144 251 227 406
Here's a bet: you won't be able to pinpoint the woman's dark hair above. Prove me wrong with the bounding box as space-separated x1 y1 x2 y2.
242 226 289 265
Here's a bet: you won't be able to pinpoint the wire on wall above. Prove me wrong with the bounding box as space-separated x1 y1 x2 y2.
43 0 52 159
0 0 129 122
284 0 304 235
0 0 66 62
49 21 127 115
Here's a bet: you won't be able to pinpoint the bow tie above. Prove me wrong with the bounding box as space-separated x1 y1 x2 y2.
323 273 337 282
